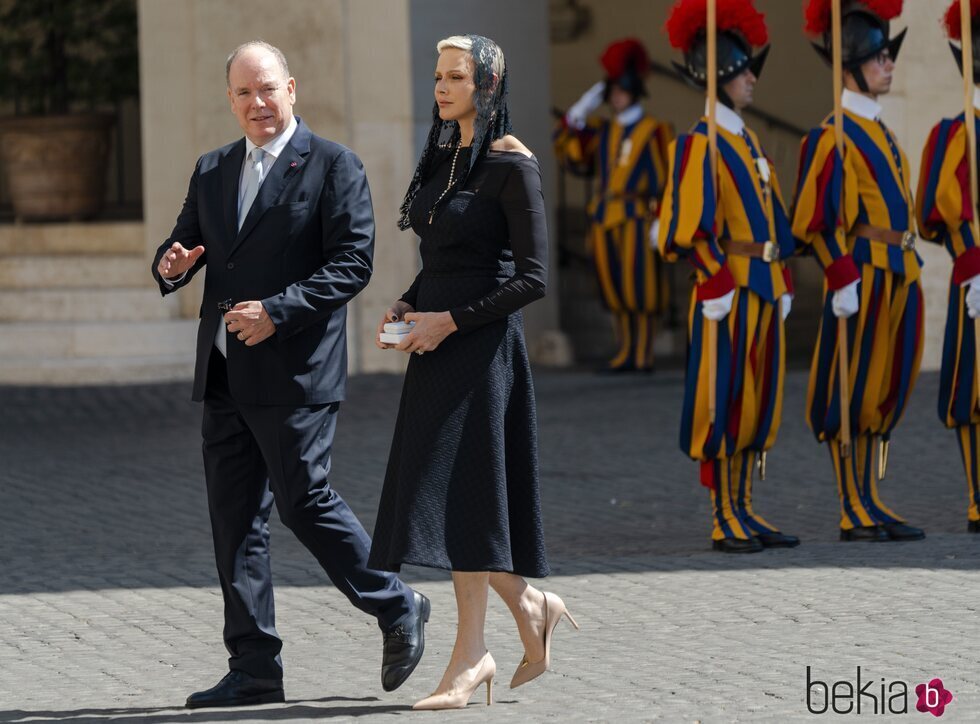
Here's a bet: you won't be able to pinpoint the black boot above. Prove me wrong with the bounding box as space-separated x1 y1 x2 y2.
712 537 764 553
881 522 926 541
840 525 889 542
755 531 801 548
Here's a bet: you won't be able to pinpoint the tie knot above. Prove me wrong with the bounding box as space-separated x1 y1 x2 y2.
250 147 265 165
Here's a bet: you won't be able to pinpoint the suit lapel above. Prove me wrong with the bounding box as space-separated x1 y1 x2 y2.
229 119 312 257
221 138 245 246
220 140 246 246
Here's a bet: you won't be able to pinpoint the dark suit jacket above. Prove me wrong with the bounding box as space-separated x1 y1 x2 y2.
151 117 374 405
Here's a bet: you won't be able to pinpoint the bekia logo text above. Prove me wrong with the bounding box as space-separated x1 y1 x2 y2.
806 667 953 717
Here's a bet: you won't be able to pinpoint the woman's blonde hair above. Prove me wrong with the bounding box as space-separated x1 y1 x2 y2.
398 35 511 230
436 35 505 79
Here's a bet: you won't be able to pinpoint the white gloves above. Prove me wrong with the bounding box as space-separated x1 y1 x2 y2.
701 290 788 321
832 279 860 319
963 273 980 319
566 81 606 130
702 289 735 321
780 293 792 321
648 218 661 250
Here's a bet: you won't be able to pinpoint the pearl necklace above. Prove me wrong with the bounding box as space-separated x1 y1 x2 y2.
429 143 463 224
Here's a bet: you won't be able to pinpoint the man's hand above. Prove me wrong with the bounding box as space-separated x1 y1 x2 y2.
157 242 205 280
224 301 276 347
376 300 415 350
395 311 457 355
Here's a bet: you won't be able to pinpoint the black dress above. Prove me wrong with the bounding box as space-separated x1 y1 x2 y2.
368 147 550 578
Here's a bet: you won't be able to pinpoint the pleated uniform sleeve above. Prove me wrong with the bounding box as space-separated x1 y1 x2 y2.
916 117 980 284
553 116 603 176
791 126 861 290
657 132 734 299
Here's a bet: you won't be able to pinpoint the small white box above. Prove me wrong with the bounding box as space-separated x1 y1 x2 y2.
379 320 414 345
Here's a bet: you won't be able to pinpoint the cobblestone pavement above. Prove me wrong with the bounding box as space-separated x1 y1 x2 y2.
1 369 979 722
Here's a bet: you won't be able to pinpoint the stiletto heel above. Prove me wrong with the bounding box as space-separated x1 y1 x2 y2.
509 591 579 689
563 609 580 630
412 652 496 710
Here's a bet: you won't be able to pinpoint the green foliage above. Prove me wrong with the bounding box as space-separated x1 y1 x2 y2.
0 0 139 116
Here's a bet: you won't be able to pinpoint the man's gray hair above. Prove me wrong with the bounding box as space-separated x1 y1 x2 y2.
225 40 290 86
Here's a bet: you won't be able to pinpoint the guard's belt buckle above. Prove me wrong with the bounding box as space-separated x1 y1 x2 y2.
900 231 916 251
762 240 779 263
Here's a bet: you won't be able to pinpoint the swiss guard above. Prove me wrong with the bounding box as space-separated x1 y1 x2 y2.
793 0 925 542
659 0 799 553
916 0 980 534
554 38 674 372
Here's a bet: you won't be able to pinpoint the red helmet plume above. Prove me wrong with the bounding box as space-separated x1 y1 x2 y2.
944 0 980 41
804 0 904 36
665 0 768 53
600 38 650 80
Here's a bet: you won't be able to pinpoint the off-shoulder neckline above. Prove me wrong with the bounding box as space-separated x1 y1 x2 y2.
486 150 538 163
434 146 537 163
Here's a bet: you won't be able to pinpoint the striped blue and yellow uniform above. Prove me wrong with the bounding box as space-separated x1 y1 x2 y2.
659 117 795 541
917 110 980 524
793 109 924 531
554 113 673 370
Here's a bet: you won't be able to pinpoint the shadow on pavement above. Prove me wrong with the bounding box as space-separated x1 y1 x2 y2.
0 696 406 722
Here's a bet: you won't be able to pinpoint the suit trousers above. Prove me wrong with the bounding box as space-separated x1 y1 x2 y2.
201 352 413 679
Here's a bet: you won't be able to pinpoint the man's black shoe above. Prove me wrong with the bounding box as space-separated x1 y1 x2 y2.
185 670 284 709
882 522 926 541
712 537 764 553
755 531 801 548
840 525 889 542
969 520 980 534
382 590 430 692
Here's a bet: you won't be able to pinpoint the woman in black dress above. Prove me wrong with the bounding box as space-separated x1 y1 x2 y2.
368 35 577 710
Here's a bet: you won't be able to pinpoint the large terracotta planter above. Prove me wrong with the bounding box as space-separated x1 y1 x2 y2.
0 114 114 221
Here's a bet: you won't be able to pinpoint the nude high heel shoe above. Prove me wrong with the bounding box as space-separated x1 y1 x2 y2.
510 591 579 689
412 652 495 710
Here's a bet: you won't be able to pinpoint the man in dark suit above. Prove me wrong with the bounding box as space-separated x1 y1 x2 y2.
152 40 428 709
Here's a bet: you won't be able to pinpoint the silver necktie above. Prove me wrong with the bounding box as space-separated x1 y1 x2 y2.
237 147 266 230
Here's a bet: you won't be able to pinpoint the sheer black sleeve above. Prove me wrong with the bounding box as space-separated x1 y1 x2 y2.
449 156 548 332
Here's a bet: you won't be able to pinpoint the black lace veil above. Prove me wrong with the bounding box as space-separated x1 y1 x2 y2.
397 34 512 230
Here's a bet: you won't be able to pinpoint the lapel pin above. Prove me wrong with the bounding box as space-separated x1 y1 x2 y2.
290 161 297 167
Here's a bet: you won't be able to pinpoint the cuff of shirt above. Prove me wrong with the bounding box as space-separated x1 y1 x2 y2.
161 270 187 288
954 247 980 286
782 266 794 296
825 254 860 291
695 264 735 301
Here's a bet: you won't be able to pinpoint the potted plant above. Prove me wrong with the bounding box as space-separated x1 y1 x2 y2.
0 0 138 221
